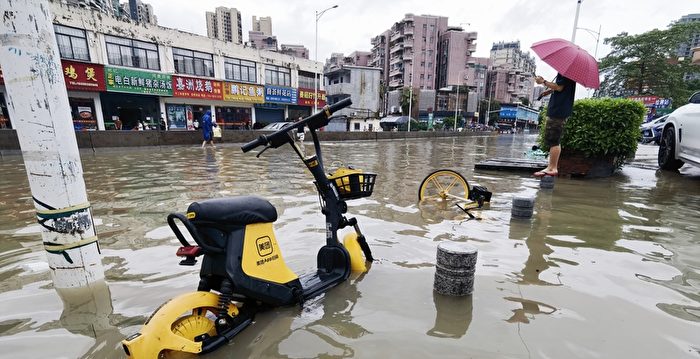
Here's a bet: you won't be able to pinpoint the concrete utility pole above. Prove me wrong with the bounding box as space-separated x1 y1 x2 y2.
0 0 104 288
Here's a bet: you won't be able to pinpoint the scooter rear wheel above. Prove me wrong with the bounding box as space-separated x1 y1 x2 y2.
170 304 238 343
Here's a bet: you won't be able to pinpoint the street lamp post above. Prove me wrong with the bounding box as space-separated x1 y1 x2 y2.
315 5 338 113
407 64 414 132
454 84 460 131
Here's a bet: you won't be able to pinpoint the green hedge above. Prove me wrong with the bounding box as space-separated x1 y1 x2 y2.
539 98 646 168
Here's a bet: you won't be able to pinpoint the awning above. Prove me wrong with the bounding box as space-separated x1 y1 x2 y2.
379 116 411 124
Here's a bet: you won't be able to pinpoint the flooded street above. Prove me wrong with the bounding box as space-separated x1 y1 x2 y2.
1 135 699 358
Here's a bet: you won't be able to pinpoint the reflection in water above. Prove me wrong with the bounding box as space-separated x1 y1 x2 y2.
2 137 700 358
427 292 473 339
503 296 557 324
259 271 370 358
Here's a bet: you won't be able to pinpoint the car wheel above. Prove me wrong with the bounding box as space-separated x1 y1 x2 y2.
658 127 684 170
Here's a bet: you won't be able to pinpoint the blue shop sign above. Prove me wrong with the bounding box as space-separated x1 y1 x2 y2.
264 85 298 104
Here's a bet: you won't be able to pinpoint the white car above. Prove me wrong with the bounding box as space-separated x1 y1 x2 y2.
658 91 700 170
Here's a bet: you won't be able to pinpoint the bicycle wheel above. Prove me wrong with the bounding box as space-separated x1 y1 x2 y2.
418 169 470 203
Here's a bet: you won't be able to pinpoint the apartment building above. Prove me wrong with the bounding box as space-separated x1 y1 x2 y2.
120 0 157 25
487 41 536 104
206 6 243 44
252 16 273 36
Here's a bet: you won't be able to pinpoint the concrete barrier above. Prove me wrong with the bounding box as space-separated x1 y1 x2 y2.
0 129 494 153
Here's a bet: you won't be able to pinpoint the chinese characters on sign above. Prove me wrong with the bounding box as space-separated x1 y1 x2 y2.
62 60 106 91
264 85 298 104
296 88 326 107
105 67 173 96
172 75 223 100
223 82 265 103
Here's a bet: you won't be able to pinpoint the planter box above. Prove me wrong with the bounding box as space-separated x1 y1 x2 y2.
559 149 618 178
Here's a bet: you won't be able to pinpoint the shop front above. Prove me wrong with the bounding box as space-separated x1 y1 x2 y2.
293 87 326 119
102 66 172 130
219 81 264 130
165 75 224 130
254 85 297 127
0 69 11 129
62 60 106 130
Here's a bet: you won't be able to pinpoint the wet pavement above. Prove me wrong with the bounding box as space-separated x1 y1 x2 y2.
0 135 699 358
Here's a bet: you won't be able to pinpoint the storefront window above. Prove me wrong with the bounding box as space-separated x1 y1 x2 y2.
69 98 97 131
166 104 209 131
215 106 251 130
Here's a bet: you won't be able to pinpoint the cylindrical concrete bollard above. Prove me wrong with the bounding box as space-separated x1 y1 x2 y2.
434 242 477 296
511 196 534 218
540 176 555 189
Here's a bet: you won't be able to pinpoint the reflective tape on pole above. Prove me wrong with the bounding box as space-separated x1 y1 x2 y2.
0 0 104 287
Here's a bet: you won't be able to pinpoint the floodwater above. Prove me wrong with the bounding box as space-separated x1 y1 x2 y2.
1 135 699 359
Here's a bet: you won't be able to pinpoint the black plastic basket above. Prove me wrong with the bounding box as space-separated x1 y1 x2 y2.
329 172 377 200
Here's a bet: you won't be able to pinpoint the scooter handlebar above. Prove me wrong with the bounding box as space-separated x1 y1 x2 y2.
241 98 353 153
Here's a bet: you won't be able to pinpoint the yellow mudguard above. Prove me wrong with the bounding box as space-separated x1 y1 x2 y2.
122 291 237 358
343 232 367 273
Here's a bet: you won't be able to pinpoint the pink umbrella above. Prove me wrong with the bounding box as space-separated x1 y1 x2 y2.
531 38 600 89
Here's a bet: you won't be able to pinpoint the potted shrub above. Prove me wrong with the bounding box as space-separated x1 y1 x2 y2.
539 98 645 178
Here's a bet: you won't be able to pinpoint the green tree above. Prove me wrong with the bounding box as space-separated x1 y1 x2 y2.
519 97 530 106
598 21 700 107
479 99 501 125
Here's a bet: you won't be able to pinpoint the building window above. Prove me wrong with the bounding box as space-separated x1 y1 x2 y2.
298 71 317 89
265 65 291 86
224 58 257 83
54 24 90 61
105 35 159 70
173 48 214 77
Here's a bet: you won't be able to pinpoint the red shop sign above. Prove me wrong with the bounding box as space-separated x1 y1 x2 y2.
172 75 223 100
297 87 326 107
61 60 106 91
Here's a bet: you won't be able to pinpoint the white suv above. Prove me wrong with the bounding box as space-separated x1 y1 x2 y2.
658 91 700 170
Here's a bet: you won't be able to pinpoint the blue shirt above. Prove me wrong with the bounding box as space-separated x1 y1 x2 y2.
547 74 576 119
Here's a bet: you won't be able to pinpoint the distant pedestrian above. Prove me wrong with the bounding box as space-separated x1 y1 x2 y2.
114 117 122 130
201 110 216 148
533 73 575 177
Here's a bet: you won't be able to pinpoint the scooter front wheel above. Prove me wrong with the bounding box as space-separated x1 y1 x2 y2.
122 291 239 358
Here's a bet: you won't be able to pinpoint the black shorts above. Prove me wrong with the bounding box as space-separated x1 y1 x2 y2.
545 117 566 147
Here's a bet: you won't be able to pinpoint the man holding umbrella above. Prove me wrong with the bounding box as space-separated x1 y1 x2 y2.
533 73 576 177
530 38 600 177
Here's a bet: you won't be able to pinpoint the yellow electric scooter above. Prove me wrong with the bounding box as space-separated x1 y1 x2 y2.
122 98 374 358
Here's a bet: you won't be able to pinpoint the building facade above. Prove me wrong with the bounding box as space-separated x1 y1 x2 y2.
436 26 477 89
487 41 536 104
252 16 272 35
248 31 278 51
279 44 309 59
121 0 157 25
324 65 382 131
0 1 325 131
206 6 243 44
677 14 700 59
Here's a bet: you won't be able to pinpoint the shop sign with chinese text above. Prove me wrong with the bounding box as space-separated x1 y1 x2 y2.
264 85 297 104
105 67 172 95
62 60 106 91
223 82 264 103
172 75 223 100
297 88 326 107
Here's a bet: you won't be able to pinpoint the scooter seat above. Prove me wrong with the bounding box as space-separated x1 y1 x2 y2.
187 196 277 225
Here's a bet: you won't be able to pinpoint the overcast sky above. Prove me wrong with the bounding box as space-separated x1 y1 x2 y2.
148 0 696 97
